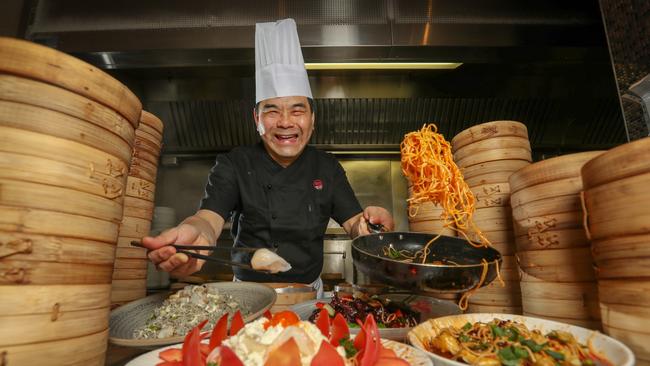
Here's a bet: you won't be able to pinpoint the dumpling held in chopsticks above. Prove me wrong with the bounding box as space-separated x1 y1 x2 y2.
251 248 292 273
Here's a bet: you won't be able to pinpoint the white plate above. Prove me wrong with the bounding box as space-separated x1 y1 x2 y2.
126 338 432 366
407 313 635 366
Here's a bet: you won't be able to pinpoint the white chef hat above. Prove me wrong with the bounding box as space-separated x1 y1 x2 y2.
255 18 313 103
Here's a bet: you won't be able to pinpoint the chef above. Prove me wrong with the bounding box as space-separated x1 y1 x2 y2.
142 18 394 297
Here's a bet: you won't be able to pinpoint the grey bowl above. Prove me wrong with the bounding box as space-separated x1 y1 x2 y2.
290 293 461 341
109 282 276 349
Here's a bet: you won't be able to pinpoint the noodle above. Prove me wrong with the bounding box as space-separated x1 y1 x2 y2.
390 123 504 309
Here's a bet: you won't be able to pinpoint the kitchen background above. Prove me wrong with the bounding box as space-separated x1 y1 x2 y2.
1 0 647 285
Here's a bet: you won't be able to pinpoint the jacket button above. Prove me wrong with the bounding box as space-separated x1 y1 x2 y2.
271 214 277 219
266 184 272 189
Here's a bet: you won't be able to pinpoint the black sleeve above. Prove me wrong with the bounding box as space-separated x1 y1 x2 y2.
199 153 240 221
331 161 363 225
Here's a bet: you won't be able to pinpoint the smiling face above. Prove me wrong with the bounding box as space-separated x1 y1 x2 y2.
254 95 314 167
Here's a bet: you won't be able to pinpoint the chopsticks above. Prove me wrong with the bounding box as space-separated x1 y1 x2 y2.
130 241 272 273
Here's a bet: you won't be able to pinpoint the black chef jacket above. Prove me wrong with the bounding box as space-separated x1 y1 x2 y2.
199 143 362 283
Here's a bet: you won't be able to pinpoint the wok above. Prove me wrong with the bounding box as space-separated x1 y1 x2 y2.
352 232 502 293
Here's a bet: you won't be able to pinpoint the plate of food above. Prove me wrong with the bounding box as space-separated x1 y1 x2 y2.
407 313 635 366
109 282 276 348
126 309 432 365
290 291 461 341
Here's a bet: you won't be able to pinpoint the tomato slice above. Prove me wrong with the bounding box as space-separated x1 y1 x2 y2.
230 311 245 336
219 346 244 366
373 357 410 366
329 313 350 347
209 313 229 350
359 315 381 366
263 309 273 320
311 340 345 366
159 348 183 362
156 362 183 366
314 308 330 338
264 338 301 366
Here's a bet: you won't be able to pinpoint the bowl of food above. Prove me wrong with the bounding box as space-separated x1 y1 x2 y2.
109 282 276 348
407 313 635 366
291 291 461 341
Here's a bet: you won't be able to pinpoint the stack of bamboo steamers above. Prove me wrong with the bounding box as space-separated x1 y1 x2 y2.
0 38 141 364
581 137 650 364
112 111 163 306
451 121 532 314
509 152 603 329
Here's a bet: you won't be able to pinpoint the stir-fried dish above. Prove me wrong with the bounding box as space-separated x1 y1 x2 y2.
134 285 250 339
424 319 613 366
308 292 419 328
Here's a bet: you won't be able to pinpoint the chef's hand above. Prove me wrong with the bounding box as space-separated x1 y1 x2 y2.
353 206 395 237
141 210 222 277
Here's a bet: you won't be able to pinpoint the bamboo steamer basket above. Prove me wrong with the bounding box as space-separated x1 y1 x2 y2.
0 306 109 347
129 156 159 183
600 303 650 336
264 283 317 313
510 177 583 207
132 145 160 166
112 268 147 280
0 284 111 315
517 248 596 282
466 303 522 314
515 228 589 251
408 220 456 236
598 280 650 306
0 205 119 242
465 171 517 187
135 129 163 154
117 236 147 248
0 231 115 265
525 315 602 330
471 182 511 208
111 286 147 304
114 258 148 270
455 147 532 169
116 247 148 259
138 121 163 143
407 201 445 221
473 207 512 222
519 274 600 320
512 195 582 222
583 172 650 240
513 211 584 237
0 261 113 285
119 216 152 238
453 136 531 162
509 151 603 194
489 241 516 256
1 329 108 366
0 152 125 200
581 136 650 190
125 176 156 202
123 196 155 220
460 160 531 180
596 257 650 279
470 289 522 307
591 233 650 263
140 110 164 136
0 37 141 126
473 230 514 244
451 121 529 151
0 100 132 164
0 127 129 180
0 178 123 223
0 73 135 146
602 324 650 362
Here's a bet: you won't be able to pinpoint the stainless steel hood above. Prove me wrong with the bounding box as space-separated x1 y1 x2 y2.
20 0 627 154
26 0 605 68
